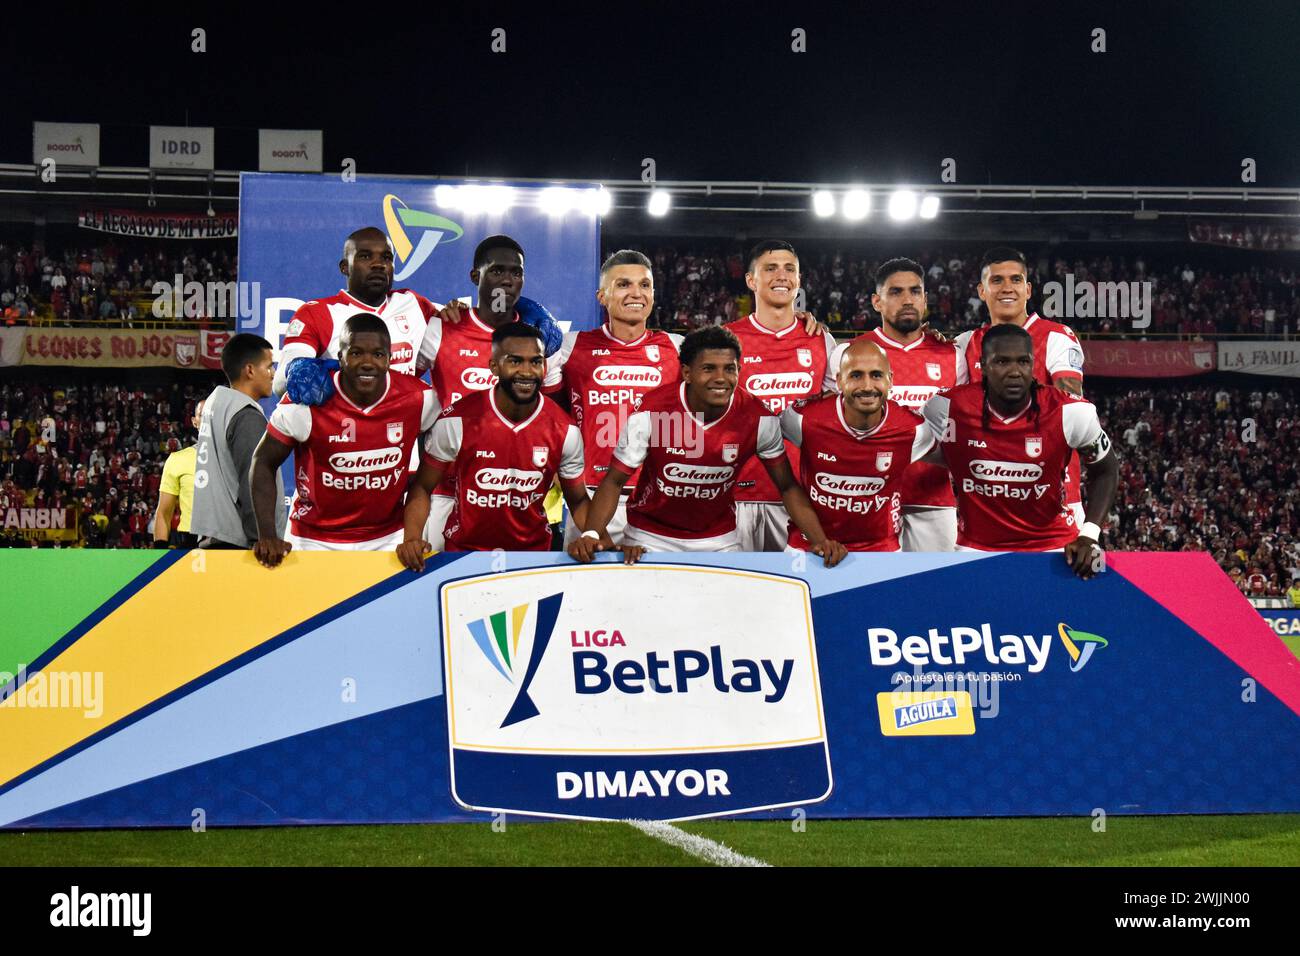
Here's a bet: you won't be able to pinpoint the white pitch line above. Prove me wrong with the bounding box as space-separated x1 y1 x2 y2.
625 819 771 867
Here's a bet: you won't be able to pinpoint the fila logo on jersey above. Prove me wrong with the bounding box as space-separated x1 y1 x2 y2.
476 450 496 458
817 452 838 462
967 439 988 448
876 451 893 471
591 349 611 356
1025 437 1043 458
459 349 480 357
743 356 763 364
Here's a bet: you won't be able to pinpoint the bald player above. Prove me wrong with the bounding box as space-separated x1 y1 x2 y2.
781 338 934 552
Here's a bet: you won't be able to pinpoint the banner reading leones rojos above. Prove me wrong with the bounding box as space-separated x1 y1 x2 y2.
1081 340 1216 377
20 329 204 369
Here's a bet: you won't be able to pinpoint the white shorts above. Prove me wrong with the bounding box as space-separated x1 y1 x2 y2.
287 528 406 551
900 507 957 552
423 495 454 553
621 524 741 553
735 501 789 551
563 495 629 549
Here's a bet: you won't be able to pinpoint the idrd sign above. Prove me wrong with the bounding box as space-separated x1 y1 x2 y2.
440 563 832 821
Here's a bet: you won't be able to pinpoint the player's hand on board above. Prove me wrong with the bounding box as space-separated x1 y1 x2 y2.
397 538 432 572
810 538 848 568
617 544 646 565
254 537 293 569
567 531 605 563
796 311 829 336
1064 534 1102 579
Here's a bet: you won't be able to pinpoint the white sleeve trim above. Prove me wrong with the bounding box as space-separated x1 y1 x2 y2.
416 315 444 374
545 331 579 388
269 403 312 443
953 343 970 385
820 332 839 392
828 341 848 391
614 410 652 469
1046 327 1084 378
666 333 685 352
922 393 952 446
419 389 442 431
1062 401 1109 462
756 415 785 459
910 420 936 462
423 415 463 462
559 424 585 480
780 405 804 447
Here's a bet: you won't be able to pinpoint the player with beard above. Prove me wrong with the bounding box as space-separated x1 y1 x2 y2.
955 247 1087 527
782 339 934 552
724 241 838 552
570 326 846 565
921 324 1118 576
544 249 683 548
250 315 440 567
832 257 963 550
398 323 589 566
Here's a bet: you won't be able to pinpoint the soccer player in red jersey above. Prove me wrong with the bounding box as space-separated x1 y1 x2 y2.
921 324 1118 577
832 257 963 551
249 315 440 567
724 241 839 552
954 247 1088 527
783 339 935 552
544 249 682 547
274 227 438 395
398 323 589 567
570 326 846 565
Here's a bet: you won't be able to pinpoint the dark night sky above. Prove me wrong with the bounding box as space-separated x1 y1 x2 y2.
5 0 1300 187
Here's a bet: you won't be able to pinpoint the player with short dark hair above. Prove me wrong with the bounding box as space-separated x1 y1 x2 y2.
398 322 590 567
922 324 1118 577
250 314 439 566
544 248 684 548
724 241 838 551
570 326 846 564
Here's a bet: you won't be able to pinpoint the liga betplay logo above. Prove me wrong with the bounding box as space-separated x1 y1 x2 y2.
382 194 464 281
1057 623 1109 672
465 592 563 728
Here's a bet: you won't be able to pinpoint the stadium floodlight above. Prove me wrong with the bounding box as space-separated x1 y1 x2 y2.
919 194 940 219
812 190 836 218
888 189 918 221
647 189 671 217
579 186 613 217
539 186 578 216
841 189 870 220
434 184 459 209
461 184 515 216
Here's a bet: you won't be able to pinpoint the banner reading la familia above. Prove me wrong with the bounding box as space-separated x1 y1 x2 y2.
1 551 1298 828
236 173 604 352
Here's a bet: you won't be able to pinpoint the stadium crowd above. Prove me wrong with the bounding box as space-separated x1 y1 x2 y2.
645 245 1300 338
0 238 237 325
0 378 214 548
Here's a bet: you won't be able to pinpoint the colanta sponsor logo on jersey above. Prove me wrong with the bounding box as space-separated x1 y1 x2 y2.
866 622 1109 674
475 467 544 492
745 372 814 395
814 474 885 496
810 473 896 515
460 366 496 390
889 385 940 408
389 343 414 366
382 194 464 282
968 460 1043 481
328 447 404 473
963 460 1049 499
592 366 662 388
662 463 733 484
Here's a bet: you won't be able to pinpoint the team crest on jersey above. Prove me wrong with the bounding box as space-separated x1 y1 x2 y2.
876 451 894 471
797 347 813 368
1025 437 1043 458
533 446 549 467
722 443 739 463
395 314 410 335
287 319 305 338
926 362 942 381
387 422 404 443
645 344 660 362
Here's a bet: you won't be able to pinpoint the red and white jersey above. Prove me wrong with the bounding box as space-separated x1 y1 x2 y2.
724 314 837 503
267 372 438 543
281 289 437 378
612 382 785 540
781 396 934 552
921 384 1111 551
422 389 585 551
955 313 1086 506
543 323 683 488
416 307 507 408
832 327 962 508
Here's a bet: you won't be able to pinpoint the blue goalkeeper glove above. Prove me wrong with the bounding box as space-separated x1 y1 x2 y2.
285 357 339 405
515 296 563 357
